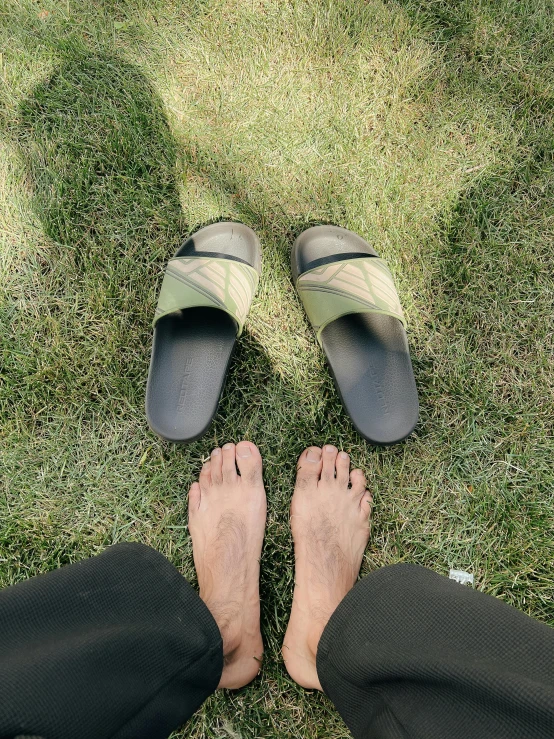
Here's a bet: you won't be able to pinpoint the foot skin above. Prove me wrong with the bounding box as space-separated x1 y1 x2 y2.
283 445 372 690
188 441 266 689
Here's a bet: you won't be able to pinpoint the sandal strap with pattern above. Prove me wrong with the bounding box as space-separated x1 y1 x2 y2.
154 256 259 336
296 256 406 344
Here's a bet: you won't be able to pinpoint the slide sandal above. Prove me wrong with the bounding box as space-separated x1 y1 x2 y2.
146 222 261 443
292 225 418 445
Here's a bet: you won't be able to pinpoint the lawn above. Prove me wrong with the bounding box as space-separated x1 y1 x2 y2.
1 0 553 736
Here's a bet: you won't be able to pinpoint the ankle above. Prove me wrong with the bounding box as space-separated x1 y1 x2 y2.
283 606 324 690
216 611 263 689
201 594 243 656
306 621 325 661
220 622 243 660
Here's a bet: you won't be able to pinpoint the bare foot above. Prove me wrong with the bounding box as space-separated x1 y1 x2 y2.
282 445 371 690
188 441 266 689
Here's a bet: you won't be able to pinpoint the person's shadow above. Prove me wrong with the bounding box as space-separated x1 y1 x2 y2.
16 50 184 327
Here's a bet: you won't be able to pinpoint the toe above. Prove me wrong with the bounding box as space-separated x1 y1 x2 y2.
236 441 263 487
199 459 212 490
222 443 238 484
296 447 323 489
335 451 350 486
210 447 223 485
188 482 201 512
360 490 373 518
321 445 338 481
349 469 366 495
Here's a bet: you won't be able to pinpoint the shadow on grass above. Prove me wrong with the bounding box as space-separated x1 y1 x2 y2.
390 0 554 402
17 50 184 266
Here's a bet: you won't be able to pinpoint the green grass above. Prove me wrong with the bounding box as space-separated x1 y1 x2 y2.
1 0 553 735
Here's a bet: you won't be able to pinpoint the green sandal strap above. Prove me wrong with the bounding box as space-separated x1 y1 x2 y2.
296 257 405 343
154 257 259 336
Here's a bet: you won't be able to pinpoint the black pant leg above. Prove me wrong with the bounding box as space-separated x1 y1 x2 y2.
316 563 554 739
0 542 222 739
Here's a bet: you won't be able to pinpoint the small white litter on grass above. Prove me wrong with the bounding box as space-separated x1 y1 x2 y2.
449 569 474 586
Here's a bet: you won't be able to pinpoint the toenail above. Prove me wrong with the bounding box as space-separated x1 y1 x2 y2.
237 445 252 458
212 448 221 456
223 443 234 450
324 445 337 453
307 448 321 462
339 452 348 460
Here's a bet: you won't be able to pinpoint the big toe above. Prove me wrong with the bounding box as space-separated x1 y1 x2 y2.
236 441 264 487
295 447 323 489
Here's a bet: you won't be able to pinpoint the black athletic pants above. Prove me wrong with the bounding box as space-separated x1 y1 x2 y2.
1 543 553 739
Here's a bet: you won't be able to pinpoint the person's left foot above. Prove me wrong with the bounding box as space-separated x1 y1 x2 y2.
282 445 371 690
188 441 266 689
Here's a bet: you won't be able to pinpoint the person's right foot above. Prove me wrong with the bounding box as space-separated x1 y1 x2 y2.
282 445 371 690
188 441 266 689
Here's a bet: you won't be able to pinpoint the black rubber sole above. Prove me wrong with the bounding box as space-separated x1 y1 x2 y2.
292 225 419 445
146 222 261 443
